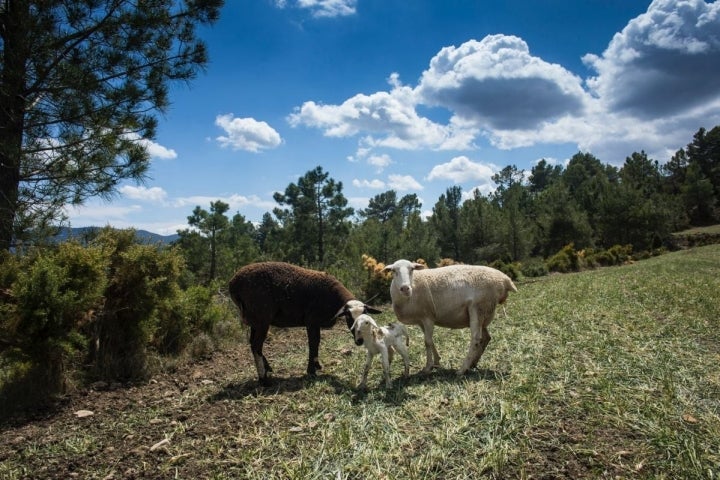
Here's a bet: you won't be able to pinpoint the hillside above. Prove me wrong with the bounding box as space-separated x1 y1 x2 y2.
54 227 180 245
1 245 719 479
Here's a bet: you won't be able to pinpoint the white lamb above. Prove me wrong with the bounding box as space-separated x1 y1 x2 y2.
383 259 517 376
351 314 410 389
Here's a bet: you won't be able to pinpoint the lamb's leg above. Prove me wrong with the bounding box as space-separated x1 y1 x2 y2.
418 321 440 374
249 324 271 385
359 352 372 389
306 325 322 376
395 340 411 377
458 305 494 375
380 347 392 388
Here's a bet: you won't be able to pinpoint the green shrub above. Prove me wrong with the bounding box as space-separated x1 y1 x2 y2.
520 257 548 278
90 229 183 381
154 283 229 355
489 260 522 281
546 243 580 273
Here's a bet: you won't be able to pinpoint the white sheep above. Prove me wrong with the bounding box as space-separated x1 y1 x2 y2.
351 313 410 389
383 259 517 375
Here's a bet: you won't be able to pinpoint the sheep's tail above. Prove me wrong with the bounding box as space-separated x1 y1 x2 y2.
499 276 518 305
228 281 249 326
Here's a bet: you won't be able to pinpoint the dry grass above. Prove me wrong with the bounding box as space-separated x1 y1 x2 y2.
1 245 719 479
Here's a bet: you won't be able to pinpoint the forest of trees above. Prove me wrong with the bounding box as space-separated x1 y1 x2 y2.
175 125 720 286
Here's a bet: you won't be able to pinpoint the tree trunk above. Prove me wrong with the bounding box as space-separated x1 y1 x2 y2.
0 1 30 252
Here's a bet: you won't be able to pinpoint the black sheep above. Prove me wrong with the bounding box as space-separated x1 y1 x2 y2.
228 262 380 385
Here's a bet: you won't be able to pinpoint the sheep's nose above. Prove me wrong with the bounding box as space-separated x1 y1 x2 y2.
355 337 364 346
400 285 411 295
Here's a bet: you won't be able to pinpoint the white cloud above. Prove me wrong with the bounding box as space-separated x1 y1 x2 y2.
275 0 356 17
288 77 475 151
120 185 167 202
298 0 356 17
142 139 177 160
288 0 720 165
65 203 142 225
352 178 386 189
367 153 392 172
173 193 275 212
215 114 283 152
416 35 589 130
427 156 497 184
583 0 720 120
387 174 423 191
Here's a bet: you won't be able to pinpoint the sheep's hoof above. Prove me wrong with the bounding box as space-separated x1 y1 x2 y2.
456 368 468 376
258 376 272 387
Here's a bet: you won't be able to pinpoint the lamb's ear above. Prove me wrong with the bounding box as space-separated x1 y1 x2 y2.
382 264 393 272
364 305 382 315
413 262 427 270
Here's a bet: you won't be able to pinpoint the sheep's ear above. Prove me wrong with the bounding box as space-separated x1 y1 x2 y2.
364 305 382 315
413 263 426 270
382 264 393 272
333 304 348 319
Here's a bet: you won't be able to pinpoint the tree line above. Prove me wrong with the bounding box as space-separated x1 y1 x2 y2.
177 126 720 286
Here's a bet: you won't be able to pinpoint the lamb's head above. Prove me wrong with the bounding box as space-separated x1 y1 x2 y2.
335 300 382 345
383 259 426 298
350 314 379 345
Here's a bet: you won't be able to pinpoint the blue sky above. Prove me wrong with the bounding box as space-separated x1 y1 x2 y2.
66 0 720 235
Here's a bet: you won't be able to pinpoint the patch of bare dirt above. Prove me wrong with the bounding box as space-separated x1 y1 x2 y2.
0 325 331 479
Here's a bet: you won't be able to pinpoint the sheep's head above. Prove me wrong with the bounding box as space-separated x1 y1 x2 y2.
383 259 426 298
335 300 382 345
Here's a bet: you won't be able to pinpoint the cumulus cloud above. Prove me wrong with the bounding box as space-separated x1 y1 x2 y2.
288 0 720 164
416 35 589 130
427 156 497 184
352 178 386 189
142 139 177 160
288 77 476 150
367 153 392 171
120 185 168 202
584 0 720 120
388 174 423 191
215 114 282 152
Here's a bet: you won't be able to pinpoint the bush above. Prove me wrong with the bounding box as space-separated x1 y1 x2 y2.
89 229 183 381
361 254 392 304
546 243 580 273
1 243 107 414
520 257 548 278
489 260 522 281
154 283 229 355
585 244 633 267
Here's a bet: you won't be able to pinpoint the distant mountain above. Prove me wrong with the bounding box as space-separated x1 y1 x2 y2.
55 227 180 245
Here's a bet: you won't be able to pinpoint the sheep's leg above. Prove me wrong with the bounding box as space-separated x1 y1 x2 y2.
359 352 372 389
249 324 271 385
418 321 440 374
458 305 494 375
306 325 322 376
380 347 392 388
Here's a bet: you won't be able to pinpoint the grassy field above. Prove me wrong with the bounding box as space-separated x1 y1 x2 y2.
1 245 719 479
